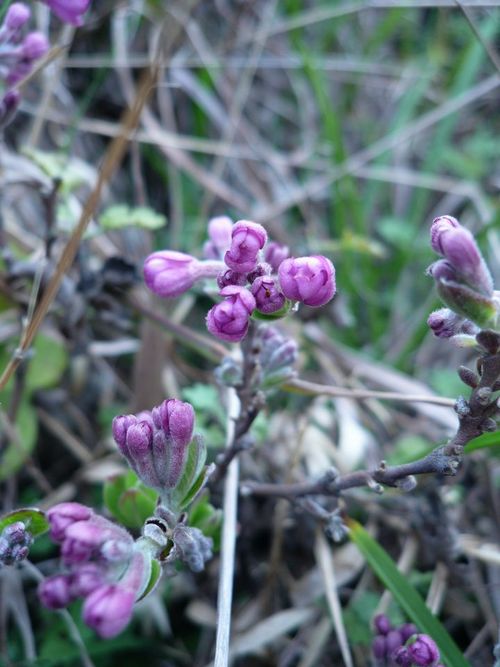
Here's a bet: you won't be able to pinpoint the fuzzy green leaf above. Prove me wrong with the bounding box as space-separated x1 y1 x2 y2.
0 508 49 537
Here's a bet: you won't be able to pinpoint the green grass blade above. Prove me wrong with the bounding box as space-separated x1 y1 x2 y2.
347 518 470 667
464 432 500 454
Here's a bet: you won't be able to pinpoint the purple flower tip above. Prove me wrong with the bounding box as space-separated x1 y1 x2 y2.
373 613 392 635
39 575 74 610
47 503 93 542
278 255 336 307
206 285 256 342
224 220 267 273
203 216 233 259
153 399 194 448
43 0 91 26
264 241 290 272
407 634 440 666
430 215 493 296
5 3 31 30
144 250 199 298
250 276 286 314
22 32 49 60
82 585 135 638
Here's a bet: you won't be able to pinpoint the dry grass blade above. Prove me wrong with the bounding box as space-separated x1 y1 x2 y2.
285 377 456 407
314 531 354 667
0 51 163 391
214 386 241 667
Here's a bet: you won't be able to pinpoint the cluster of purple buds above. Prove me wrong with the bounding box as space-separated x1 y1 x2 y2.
0 521 33 566
427 216 498 332
39 503 154 638
0 3 48 114
112 399 210 512
372 615 443 666
144 216 336 342
42 0 91 26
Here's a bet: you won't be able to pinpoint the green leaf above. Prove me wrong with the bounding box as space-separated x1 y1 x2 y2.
171 435 207 510
100 205 166 231
0 508 49 537
464 432 500 454
347 518 470 667
0 397 38 481
104 470 158 528
136 558 161 601
0 333 68 392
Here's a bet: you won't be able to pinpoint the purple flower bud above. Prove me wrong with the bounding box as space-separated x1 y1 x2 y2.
251 276 286 314
206 285 256 342
42 0 91 26
39 575 74 609
407 634 440 666
264 242 290 272
152 399 195 488
427 308 464 338
372 635 387 659
224 220 267 273
124 421 162 489
400 623 418 643
5 3 31 30
394 646 412 667
217 268 247 290
82 584 135 638
278 255 336 307
4 522 28 545
0 90 21 130
22 32 49 60
70 564 104 597
47 503 93 542
430 216 493 296
143 251 200 298
203 216 233 260
373 613 392 635
111 414 137 459
247 262 272 284
386 629 404 657
144 251 222 298
61 517 131 566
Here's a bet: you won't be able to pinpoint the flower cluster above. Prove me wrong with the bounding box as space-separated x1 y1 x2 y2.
372 615 443 666
144 217 336 342
427 216 498 343
0 3 48 123
39 503 153 638
112 399 210 510
0 521 33 566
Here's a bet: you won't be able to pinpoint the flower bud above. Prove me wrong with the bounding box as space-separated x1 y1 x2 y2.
0 90 21 130
224 220 267 273
373 614 392 635
144 251 223 298
372 635 387 659
172 524 213 573
251 276 286 314
0 521 33 566
217 268 247 290
407 634 440 666
143 251 200 298
152 399 195 488
386 629 404 657
278 255 336 307
47 503 93 542
206 285 256 342
42 0 91 26
82 584 135 638
430 216 493 296
394 646 412 667
39 575 74 609
22 32 49 60
203 216 233 260
70 564 104 597
400 623 418 643
427 308 464 338
5 3 31 31
264 242 289 272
